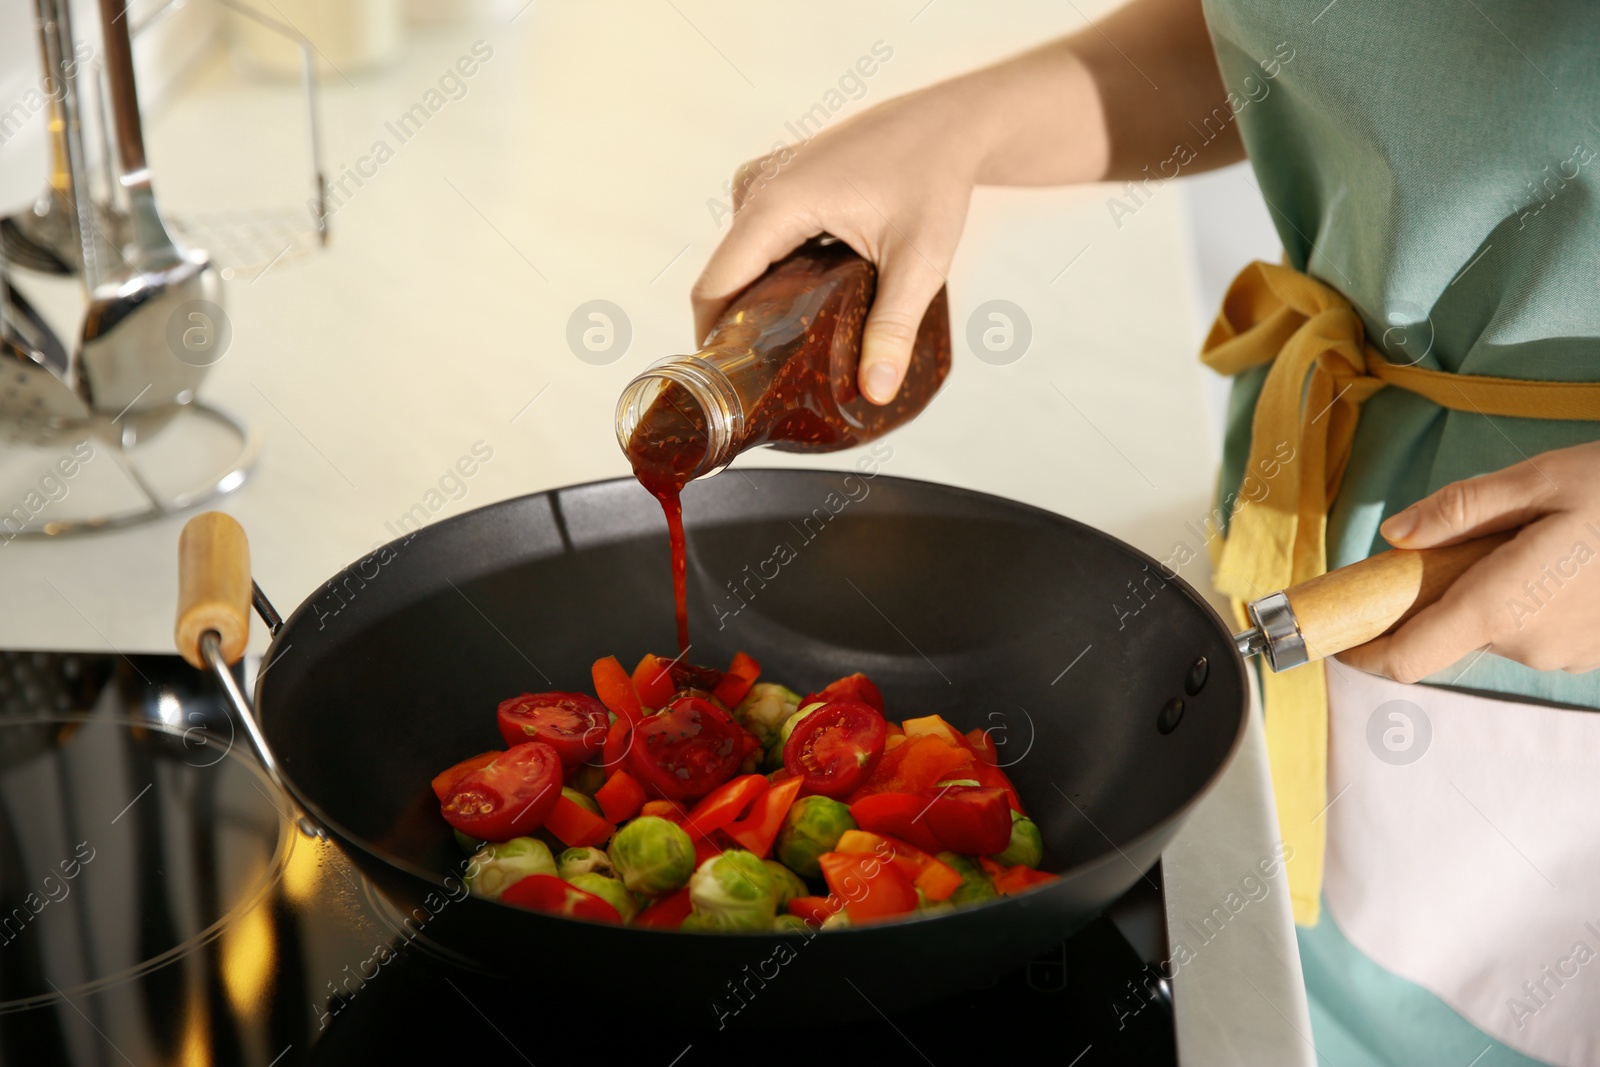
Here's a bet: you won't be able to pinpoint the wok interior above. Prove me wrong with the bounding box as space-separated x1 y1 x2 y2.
260 470 1245 884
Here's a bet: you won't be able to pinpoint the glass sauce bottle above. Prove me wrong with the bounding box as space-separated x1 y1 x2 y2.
616 236 952 652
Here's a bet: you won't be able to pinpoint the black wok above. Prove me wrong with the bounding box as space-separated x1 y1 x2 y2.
190 468 1248 1027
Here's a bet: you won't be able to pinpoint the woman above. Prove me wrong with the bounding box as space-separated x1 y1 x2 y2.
692 2 1600 1064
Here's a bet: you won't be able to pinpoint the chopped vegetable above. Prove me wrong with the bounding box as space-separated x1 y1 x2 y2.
556 846 614 881
846 734 974 801
685 849 777 931
802 672 884 713
626 694 761 801
608 815 696 895
725 776 802 857
439 742 562 842
544 793 615 848
711 651 762 708
568 872 639 922
640 798 688 823
762 859 808 907
992 811 1044 868
631 653 676 709
919 786 1013 855
786 895 838 926
431 751 500 802
783 700 887 798
683 774 768 837
594 769 647 823
730 682 801 751
591 656 644 725
835 829 962 902
496 692 610 766
464 837 558 900
901 714 963 745
634 886 693 929
937 852 999 905
566 762 606 795
600 717 632 778
848 792 943 854
980 856 1058 896
500 873 621 923
775 795 857 877
817 851 918 922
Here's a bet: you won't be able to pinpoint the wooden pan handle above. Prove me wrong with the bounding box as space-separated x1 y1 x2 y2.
1282 531 1513 660
176 512 251 669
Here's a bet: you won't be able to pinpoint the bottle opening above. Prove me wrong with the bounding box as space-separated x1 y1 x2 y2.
615 356 745 488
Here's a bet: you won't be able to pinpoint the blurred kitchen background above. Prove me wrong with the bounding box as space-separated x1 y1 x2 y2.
0 0 1280 653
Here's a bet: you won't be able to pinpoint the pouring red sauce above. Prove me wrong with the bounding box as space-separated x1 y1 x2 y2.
620 238 952 652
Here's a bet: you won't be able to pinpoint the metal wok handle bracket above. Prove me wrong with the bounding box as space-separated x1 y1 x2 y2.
1231 531 1513 670
175 511 319 836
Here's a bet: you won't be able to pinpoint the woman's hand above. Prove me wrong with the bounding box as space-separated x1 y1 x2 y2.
690 0 1238 405
1340 441 1600 681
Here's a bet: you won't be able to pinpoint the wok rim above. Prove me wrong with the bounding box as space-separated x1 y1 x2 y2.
255 468 1252 935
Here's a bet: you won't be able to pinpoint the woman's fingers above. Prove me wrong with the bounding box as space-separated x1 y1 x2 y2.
1380 461 1555 549
858 243 949 404
691 207 820 345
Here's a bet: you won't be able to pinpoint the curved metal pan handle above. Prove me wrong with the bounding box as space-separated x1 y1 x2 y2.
1234 532 1513 671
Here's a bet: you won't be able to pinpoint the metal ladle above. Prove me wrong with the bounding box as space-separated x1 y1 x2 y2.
79 0 220 439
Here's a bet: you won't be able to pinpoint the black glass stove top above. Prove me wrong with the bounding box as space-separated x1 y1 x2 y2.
0 652 1176 1066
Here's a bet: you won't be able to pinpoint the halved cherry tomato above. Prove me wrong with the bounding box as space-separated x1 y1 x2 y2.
710 651 761 708
725 776 803 857
783 700 886 798
640 798 688 823
631 653 676 709
802 672 884 713
626 694 760 802
634 887 694 929
543 794 615 848
836 829 962 901
846 734 973 801
600 717 632 778
920 786 1013 855
594 769 647 823
500 873 621 923
980 856 1058 895
496 692 609 766
592 656 645 725
848 792 943 854
683 774 768 836
818 851 918 922
439 742 562 842
787 895 841 925
431 750 500 802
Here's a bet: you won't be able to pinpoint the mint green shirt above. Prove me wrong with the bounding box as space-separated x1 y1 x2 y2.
1203 0 1600 708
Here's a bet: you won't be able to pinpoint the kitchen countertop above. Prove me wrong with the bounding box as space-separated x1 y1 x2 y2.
0 2 1311 1062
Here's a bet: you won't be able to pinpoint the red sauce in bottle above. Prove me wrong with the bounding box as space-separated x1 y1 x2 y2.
621 238 951 652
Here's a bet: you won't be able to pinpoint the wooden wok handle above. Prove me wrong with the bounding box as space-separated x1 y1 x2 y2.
176 511 251 669
1282 531 1512 660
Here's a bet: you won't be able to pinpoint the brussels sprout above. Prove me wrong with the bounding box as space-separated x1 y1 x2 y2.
775 795 856 878
567 763 606 796
608 816 696 895
465 837 557 900
992 812 1043 869
772 913 813 933
561 787 603 818
687 850 777 930
568 872 639 922
762 860 808 908
454 829 485 855
937 851 999 905
731 683 801 750
558 846 615 881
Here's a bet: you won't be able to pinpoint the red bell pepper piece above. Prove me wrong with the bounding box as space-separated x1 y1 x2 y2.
601 717 632 778
634 887 694 929
500 873 621 923
693 833 726 868
631 653 676 709
725 776 802 857
542 795 615 848
640 798 688 823
682 774 768 838
846 735 974 801
710 651 761 708
591 656 644 725
835 829 962 901
848 793 944 854
919 786 1013 855
787 895 841 926
430 750 501 802
957 728 1026 814
818 851 919 922
594 769 647 823
980 856 1058 896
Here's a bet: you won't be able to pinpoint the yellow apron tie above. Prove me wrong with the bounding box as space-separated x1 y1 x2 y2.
1200 260 1600 925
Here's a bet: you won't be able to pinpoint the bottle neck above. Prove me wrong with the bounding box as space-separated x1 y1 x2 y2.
614 352 747 481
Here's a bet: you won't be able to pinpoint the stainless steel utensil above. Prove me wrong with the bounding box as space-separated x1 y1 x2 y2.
78 0 220 435
0 266 91 447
